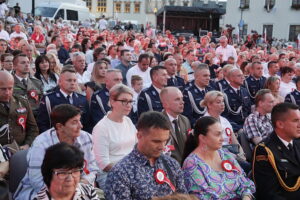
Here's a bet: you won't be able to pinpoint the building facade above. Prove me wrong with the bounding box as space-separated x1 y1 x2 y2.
223 0 300 41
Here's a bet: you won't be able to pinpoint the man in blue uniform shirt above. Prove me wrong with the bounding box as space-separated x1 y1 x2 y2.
183 64 214 126
90 69 123 127
165 58 185 90
216 64 234 92
105 111 187 199
222 68 251 132
244 62 266 103
37 67 90 133
285 76 300 106
137 66 168 117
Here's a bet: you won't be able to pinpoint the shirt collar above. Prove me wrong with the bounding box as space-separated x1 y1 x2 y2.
60 89 73 98
153 85 162 94
166 112 178 122
132 145 162 166
277 135 293 148
15 74 27 82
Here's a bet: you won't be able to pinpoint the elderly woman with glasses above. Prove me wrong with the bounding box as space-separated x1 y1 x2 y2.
34 142 99 200
92 84 137 189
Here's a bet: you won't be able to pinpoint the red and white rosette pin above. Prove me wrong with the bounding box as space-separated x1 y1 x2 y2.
154 169 176 192
17 115 27 130
29 90 39 102
163 145 175 153
83 160 90 175
221 160 240 173
225 128 232 144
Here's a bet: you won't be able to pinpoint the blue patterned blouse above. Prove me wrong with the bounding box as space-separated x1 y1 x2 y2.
183 149 255 199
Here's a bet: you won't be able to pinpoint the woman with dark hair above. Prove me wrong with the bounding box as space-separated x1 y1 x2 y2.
34 142 99 200
34 55 58 93
86 47 106 73
182 116 255 200
279 66 296 98
81 38 92 54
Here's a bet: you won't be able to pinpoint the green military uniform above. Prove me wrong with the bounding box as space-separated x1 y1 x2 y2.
0 95 39 146
13 74 43 117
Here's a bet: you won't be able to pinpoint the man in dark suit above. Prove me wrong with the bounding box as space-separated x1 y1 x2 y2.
165 58 185 90
160 87 191 164
253 102 300 200
37 67 90 133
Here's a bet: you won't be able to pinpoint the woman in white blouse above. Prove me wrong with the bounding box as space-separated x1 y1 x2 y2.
92 83 137 189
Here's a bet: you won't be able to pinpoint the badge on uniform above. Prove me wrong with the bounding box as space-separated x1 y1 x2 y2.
17 115 27 130
28 90 39 102
16 107 27 114
194 88 198 93
152 91 156 96
56 92 61 97
229 89 233 94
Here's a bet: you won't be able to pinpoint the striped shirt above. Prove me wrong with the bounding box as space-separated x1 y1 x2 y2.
33 183 99 200
13 128 99 200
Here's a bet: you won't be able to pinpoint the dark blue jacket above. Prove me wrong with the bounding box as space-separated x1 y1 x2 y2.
90 87 110 127
285 89 300 106
167 75 185 90
244 75 266 103
37 90 90 133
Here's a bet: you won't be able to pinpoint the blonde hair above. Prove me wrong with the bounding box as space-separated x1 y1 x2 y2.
109 84 134 101
200 90 224 107
46 53 61 74
91 61 108 82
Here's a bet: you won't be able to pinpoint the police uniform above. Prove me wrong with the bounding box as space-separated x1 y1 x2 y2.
90 87 110 127
216 78 230 92
137 85 163 117
222 85 251 132
37 89 90 133
285 90 300 106
253 132 300 199
167 75 185 90
183 82 214 126
244 75 266 103
0 95 38 146
13 75 43 117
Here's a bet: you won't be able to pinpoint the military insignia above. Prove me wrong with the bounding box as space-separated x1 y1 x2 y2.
56 92 60 97
296 91 299 95
105 91 109 96
256 155 268 161
230 89 233 93
28 90 39 102
17 115 26 130
152 91 156 96
280 159 288 162
277 146 282 150
16 107 27 114
194 89 198 93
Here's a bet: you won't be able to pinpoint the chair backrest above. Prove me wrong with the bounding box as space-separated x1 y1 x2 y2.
9 150 28 193
239 131 253 162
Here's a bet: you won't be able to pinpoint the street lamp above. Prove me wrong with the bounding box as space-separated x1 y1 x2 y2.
32 0 35 16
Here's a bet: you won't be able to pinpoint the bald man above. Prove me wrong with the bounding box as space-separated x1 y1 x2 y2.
165 58 185 90
0 71 38 150
160 87 191 164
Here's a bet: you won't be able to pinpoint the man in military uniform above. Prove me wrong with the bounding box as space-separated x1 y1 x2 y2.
253 102 300 199
37 67 90 133
90 69 123 127
244 62 266 104
183 64 214 126
137 66 168 117
222 68 251 132
285 76 300 106
216 64 234 92
165 58 185 90
12 54 43 117
0 71 38 149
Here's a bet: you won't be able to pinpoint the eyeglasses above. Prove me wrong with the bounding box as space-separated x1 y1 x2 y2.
53 168 83 180
115 99 135 106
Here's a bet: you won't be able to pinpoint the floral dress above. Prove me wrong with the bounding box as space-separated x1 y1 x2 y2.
183 149 255 199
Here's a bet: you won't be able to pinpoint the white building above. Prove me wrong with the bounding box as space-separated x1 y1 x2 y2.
223 0 300 41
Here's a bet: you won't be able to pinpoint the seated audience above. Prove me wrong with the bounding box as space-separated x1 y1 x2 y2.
264 76 284 105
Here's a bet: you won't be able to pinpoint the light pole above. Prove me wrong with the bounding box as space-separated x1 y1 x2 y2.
112 0 115 19
32 0 35 16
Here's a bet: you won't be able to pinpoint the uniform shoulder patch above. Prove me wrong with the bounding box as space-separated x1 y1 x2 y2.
256 155 268 162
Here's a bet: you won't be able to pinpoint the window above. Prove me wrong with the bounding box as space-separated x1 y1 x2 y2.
125 2 131 13
265 0 275 11
292 0 300 9
115 2 121 13
55 9 64 20
240 0 250 9
263 25 273 41
84 0 92 10
240 24 248 38
97 0 107 12
183 1 189 6
134 2 141 13
289 25 300 41
66 10 78 21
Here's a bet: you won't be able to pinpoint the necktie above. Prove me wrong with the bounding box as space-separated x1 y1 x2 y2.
172 77 177 86
1 102 9 113
67 95 73 104
237 89 241 97
172 119 184 152
22 79 27 87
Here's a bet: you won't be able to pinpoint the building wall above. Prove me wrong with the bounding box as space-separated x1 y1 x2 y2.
223 0 300 40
